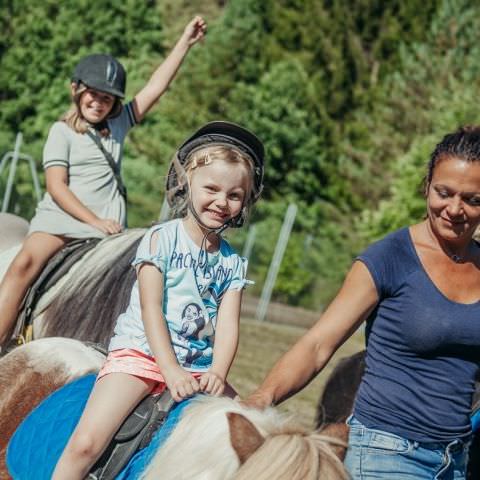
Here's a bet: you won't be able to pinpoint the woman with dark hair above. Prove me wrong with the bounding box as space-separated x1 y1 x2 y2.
246 126 480 479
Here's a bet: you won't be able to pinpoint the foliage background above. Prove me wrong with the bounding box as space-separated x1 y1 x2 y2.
2 0 479 309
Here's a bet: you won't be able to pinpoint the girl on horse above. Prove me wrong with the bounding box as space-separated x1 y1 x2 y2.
246 126 480 479
52 121 265 479
0 16 206 350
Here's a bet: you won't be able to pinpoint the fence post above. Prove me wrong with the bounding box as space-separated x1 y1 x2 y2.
256 203 297 322
158 196 170 222
242 224 257 259
2 133 23 213
1 132 42 213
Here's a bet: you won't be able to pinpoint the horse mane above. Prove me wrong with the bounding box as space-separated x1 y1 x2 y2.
234 429 347 480
144 396 348 480
40 229 145 346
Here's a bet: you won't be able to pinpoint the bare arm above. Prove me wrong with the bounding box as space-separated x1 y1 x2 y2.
46 166 122 234
199 289 242 395
132 16 206 122
138 263 200 401
244 261 379 408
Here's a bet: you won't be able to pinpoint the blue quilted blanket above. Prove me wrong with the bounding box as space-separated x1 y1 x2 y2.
472 409 480 434
6 374 192 479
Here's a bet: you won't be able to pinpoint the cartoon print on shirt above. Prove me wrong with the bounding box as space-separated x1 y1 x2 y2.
179 303 206 338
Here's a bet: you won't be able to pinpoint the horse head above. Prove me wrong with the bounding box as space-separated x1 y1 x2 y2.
144 395 348 480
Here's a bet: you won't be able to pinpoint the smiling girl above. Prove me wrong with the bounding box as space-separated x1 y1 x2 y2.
52 121 265 479
0 17 206 348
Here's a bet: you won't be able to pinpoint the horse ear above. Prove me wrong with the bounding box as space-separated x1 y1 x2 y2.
227 412 265 464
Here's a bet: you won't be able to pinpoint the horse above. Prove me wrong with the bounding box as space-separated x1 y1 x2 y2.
0 214 146 347
0 213 29 252
316 349 480 480
0 338 348 480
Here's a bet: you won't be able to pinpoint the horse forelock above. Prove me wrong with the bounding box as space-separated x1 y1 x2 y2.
144 396 347 480
40 229 145 345
235 430 348 480
143 396 275 480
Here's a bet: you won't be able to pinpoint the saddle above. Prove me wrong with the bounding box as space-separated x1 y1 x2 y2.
89 389 175 480
7 374 180 480
10 238 100 346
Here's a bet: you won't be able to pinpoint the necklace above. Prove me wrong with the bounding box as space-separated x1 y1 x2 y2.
424 223 469 263
439 242 470 263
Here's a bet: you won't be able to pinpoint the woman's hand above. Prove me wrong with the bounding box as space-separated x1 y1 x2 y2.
90 218 123 235
163 366 200 402
181 16 207 47
199 370 225 396
241 390 273 409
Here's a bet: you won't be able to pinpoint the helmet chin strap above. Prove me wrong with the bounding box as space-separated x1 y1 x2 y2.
187 201 235 276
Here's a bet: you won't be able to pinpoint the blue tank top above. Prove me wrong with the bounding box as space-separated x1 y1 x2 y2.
353 227 480 442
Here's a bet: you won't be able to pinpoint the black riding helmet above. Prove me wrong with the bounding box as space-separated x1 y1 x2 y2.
166 121 265 227
166 121 265 228
72 54 126 99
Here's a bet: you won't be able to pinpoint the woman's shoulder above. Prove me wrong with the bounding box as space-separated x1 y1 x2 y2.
359 227 413 265
367 227 410 251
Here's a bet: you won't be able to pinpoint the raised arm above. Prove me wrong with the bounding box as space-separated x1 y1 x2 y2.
244 260 379 408
199 289 242 396
132 16 206 122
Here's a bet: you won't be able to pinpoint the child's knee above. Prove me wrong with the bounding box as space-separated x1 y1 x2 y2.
10 248 44 279
66 431 103 463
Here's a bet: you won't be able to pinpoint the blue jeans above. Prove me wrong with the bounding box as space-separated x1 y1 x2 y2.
344 416 470 479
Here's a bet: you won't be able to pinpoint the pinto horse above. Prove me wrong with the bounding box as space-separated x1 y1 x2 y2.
316 350 480 479
0 338 348 480
0 213 146 347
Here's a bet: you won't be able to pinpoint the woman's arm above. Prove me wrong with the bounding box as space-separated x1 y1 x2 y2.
138 263 200 401
46 166 122 234
244 260 379 408
132 16 206 122
199 289 242 396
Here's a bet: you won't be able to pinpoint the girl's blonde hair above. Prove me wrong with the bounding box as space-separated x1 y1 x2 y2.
61 83 122 135
168 144 260 223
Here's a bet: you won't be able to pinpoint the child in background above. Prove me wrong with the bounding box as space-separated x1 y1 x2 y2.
0 17 206 348
52 121 265 479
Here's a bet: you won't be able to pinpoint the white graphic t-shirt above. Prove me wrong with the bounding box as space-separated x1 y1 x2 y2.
109 219 248 371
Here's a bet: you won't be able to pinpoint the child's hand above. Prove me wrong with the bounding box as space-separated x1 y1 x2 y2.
199 371 225 396
182 16 207 46
90 218 123 235
164 367 200 402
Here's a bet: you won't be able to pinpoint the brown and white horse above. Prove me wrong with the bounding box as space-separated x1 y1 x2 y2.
0 338 348 480
0 214 145 347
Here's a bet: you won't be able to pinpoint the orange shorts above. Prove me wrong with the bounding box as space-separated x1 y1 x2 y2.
97 348 201 395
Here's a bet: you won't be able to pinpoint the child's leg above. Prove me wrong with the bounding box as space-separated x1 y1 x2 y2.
0 232 68 345
52 373 155 480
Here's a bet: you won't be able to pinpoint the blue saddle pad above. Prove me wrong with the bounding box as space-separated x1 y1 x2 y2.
472 409 480 434
7 374 192 480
